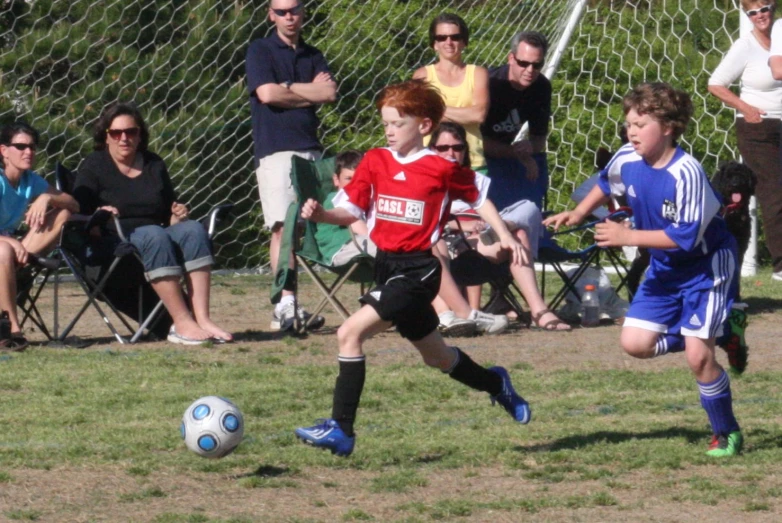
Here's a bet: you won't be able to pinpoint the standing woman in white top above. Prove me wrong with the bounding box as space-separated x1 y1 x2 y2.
413 13 489 171
709 0 782 281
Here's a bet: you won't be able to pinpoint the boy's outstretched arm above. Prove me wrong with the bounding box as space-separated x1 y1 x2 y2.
473 199 526 266
543 185 610 230
301 198 358 226
594 221 677 249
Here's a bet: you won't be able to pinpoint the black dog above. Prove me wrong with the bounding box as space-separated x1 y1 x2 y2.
711 161 757 270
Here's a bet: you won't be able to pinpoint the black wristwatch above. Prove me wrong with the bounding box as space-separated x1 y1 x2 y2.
283 80 293 89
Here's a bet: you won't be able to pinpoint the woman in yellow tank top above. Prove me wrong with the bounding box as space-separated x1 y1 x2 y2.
413 13 489 170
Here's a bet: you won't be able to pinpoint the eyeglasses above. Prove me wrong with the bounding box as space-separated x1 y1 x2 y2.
7 143 37 152
271 4 303 17
106 127 140 140
434 33 464 43
514 57 545 70
433 144 466 153
747 4 773 16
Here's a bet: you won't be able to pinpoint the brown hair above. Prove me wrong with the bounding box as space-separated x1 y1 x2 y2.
376 79 445 125
428 13 469 48
622 82 692 141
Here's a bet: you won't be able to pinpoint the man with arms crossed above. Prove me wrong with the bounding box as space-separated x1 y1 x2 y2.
246 0 337 330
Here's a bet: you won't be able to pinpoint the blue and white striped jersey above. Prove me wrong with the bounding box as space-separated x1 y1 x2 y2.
597 143 732 268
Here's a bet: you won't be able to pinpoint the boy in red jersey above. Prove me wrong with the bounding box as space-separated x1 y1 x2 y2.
294 80 531 457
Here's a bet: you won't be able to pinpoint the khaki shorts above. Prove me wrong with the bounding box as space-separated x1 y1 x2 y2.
256 150 323 229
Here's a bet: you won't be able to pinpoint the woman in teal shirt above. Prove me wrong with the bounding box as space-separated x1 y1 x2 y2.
0 122 79 350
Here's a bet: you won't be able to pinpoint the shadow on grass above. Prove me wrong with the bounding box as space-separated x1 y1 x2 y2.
745 428 782 451
232 464 291 480
517 427 709 453
744 296 782 314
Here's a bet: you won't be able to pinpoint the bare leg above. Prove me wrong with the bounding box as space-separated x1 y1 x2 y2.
0 243 20 333
150 276 211 340
410 329 458 370
620 326 659 359
684 336 722 383
478 228 569 330
22 208 71 255
337 304 393 358
185 268 232 341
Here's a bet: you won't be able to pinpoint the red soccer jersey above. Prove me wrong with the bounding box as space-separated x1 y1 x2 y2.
336 148 480 252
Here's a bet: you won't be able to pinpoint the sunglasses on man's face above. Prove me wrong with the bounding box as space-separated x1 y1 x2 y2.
107 127 140 140
433 143 466 153
8 143 36 152
514 57 545 70
271 4 303 17
434 33 464 43
746 4 773 16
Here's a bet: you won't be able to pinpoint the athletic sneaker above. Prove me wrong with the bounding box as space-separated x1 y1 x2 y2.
488 366 531 424
470 309 509 335
438 311 477 337
270 303 326 332
772 270 782 282
717 308 748 374
706 431 743 457
294 418 355 457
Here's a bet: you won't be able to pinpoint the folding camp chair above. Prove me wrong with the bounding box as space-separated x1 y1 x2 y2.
52 162 233 344
538 208 633 312
271 156 374 332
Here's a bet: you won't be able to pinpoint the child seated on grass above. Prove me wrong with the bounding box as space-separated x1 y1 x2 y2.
315 150 377 266
294 79 531 457
545 82 745 457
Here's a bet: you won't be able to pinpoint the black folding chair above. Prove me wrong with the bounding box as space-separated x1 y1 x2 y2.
538 208 634 312
52 162 233 344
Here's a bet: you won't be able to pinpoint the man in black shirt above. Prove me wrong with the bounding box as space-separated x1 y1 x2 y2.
481 31 551 211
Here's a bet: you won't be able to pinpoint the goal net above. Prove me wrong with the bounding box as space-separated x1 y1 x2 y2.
0 0 745 270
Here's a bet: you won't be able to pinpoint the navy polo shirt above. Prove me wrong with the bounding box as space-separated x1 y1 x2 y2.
245 32 332 164
481 64 552 146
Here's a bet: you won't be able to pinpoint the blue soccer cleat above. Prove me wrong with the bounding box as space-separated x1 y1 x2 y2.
488 366 531 424
294 418 355 457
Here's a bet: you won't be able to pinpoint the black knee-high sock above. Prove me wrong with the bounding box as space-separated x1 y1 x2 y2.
331 356 366 436
445 347 502 396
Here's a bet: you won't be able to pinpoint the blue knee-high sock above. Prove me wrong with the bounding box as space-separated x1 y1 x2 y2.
698 370 740 435
654 333 685 356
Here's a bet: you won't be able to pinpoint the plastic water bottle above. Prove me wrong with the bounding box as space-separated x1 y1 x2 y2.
581 284 600 327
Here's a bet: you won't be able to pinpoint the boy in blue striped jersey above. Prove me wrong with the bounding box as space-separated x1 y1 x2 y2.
545 83 743 457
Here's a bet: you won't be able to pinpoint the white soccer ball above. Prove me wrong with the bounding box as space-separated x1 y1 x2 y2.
181 396 244 459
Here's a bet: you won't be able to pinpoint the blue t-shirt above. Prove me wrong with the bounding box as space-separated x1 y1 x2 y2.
245 32 331 164
597 144 732 268
0 167 49 234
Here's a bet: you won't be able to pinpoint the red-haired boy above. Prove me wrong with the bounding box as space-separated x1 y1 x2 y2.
295 80 531 457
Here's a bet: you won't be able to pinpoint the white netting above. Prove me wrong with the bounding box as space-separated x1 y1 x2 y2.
0 0 745 269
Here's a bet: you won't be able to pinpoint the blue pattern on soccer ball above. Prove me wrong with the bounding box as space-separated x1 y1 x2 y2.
223 414 240 432
180 422 186 439
193 404 210 420
198 434 217 451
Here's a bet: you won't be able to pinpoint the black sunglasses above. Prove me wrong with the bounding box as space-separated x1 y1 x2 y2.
107 127 140 140
514 57 545 70
8 143 37 152
746 4 772 16
433 144 466 153
271 4 303 17
434 33 464 43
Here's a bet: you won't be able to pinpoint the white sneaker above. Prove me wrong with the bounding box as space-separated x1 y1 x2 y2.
270 303 326 332
470 309 509 335
773 271 782 282
438 311 477 337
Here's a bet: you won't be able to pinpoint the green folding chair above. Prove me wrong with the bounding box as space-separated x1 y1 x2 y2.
271 156 374 332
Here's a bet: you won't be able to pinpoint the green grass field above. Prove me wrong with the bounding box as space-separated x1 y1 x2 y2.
0 270 780 522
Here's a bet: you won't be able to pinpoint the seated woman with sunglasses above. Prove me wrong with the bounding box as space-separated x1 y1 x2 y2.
431 122 571 332
73 103 232 345
413 13 489 171
0 122 79 351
